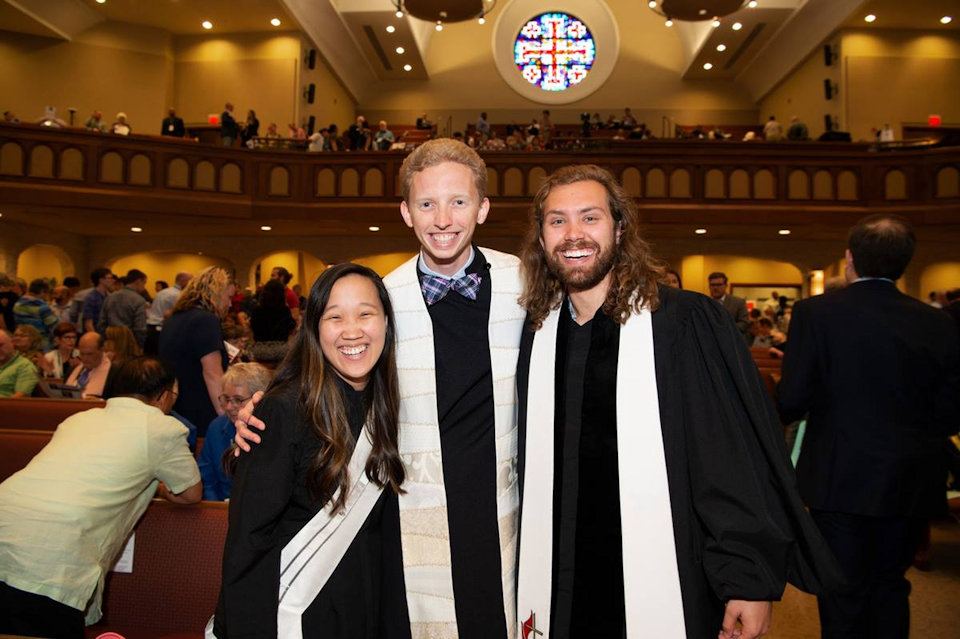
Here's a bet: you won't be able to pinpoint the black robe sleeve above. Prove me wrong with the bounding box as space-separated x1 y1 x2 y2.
654 288 842 604
216 392 303 638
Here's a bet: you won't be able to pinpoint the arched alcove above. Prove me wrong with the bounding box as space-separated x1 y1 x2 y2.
729 169 750 198
884 169 907 200
753 169 776 199
221 163 242 193
0 142 24 175
29 145 54 178
621 167 641 197
645 168 666 197
248 250 325 291
269 166 290 196
704 169 725 199
16 244 75 283
837 170 858 200
340 168 359 196
680 254 803 298
936 166 959 198
195 160 216 191
59 148 84 180
527 166 547 196
812 170 833 200
364 168 384 196
502 168 523 196
167 157 190 188
920 261 960 298
669 168 691 198
129 154 152 186
316 168 336 196
99 151 124 183
486 167 499 197
787 170 809 200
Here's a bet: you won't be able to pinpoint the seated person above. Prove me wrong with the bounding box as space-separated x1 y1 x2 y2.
0 329 39 398
65 332 112 398
40 322 80 379
111 112 131 136
0 357 201 637
11 325 43 370
198 362 273 500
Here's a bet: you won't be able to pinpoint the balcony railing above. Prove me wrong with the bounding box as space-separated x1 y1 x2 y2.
1 123 958 222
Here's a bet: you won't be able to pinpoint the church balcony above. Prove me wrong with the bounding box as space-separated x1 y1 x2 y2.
1 122 958 241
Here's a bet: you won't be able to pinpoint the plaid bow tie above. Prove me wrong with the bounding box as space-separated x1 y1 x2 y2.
420 273 482 306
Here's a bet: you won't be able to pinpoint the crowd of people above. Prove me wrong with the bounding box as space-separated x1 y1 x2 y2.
0 140 958 639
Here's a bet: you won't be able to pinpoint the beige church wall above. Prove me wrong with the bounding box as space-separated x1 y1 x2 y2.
679 255 803 296
173 33 302 130
0 22 173 129
757 42 837 140
300 252 328 289
16 245 72 284
920 262 960 296
108 252 234 293
348 252 418 277
299 36 358 135
360 0 757 131
250 250 303 290
841 30 960 143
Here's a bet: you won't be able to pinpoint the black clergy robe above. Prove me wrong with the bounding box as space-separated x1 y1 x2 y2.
516 286 841 638
421 248 507 639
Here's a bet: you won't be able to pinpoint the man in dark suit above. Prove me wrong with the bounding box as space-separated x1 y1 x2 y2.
161 107 185 138
778 214 960 639
708 271 749 337
220 102 238 147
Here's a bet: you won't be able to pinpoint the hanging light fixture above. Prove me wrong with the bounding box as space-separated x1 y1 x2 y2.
390 1 496 25
648 1 752 24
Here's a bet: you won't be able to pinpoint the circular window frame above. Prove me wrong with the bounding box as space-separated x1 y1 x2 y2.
492 0 619 105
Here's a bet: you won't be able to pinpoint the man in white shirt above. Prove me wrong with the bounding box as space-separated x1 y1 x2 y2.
145 272 192 355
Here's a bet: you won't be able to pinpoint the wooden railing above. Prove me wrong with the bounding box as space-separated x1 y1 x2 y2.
1 123 958 222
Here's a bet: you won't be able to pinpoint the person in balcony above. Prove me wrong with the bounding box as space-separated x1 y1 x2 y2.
220 102 238 146
241 109 259 148
84 110 106 133
374 120 395 151
111 112 131 136
161 107 185 137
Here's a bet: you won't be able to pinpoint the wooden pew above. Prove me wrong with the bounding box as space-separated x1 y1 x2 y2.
0 429 52 482
0 397 104 431
85 500 228 639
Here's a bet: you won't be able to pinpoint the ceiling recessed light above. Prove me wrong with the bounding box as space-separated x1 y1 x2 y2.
96 0 106 4
748 0 758 7
435 22 443 32
396 46 405 54
695 228 707 235
386 25 396 33
130 226 142 233
711 19 721 28
703 62 713 70
648 1 658 7
665 19 673 27
201 20 213 30
732 22 743 30
369 226 381 232
941 16 953 25
778 229 791 236
260 225 272 231
864 14 876 23
270 18 281 27
403 64 412 71
396 10 404 19
716 44 727 52
478 16 485 25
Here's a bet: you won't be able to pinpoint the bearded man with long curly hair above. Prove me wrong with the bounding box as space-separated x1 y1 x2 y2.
514 164 841 639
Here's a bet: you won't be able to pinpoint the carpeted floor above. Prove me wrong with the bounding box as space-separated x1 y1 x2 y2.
769 518 960 638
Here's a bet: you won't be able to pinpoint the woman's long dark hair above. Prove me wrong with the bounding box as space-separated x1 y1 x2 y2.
259 279 288 310
266 263 404 513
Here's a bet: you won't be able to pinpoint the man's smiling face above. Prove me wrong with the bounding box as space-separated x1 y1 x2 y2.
400 161 489 276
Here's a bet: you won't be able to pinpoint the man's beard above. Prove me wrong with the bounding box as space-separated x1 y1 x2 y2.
546 240 617 292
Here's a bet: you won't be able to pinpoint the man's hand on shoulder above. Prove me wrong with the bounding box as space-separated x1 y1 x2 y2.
719 600 772 639
233 390 266 455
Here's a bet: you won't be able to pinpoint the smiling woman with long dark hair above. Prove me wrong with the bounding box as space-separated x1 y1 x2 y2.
212 263 408 638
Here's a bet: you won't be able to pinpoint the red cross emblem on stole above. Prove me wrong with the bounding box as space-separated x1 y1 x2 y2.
522 611 544 638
